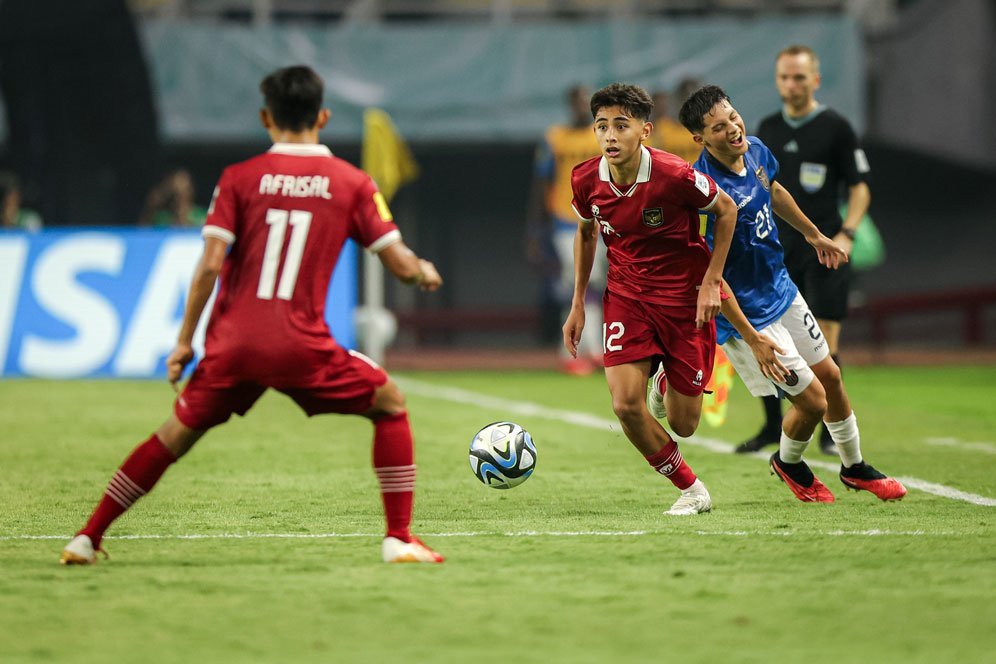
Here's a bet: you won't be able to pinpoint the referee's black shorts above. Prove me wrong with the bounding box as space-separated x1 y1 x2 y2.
783 247 852 321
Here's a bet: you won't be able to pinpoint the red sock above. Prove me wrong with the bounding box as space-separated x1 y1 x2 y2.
78 434 176 548
645 439 697 490
372 412 416 542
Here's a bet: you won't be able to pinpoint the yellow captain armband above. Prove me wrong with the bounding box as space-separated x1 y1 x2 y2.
698 213 709 237
373 191 394 222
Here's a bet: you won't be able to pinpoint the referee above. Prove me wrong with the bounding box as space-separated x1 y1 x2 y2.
738 44 871 455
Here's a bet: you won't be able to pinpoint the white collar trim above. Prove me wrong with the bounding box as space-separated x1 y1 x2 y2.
268 143 333 157
598 146 652 197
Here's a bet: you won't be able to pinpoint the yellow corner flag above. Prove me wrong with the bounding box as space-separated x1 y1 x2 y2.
362 108 419 202
702 345 734 428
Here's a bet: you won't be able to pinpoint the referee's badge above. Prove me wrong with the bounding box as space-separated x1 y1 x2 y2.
642 207 664 228
755 165 771 191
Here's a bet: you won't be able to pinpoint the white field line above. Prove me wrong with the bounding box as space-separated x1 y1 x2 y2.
397 378 996 508
0 529 959 542
923 437 996 455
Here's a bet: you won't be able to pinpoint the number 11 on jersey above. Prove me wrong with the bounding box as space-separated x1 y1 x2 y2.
258 208 312 300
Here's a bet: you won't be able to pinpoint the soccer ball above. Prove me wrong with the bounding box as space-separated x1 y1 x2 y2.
468 421 536 489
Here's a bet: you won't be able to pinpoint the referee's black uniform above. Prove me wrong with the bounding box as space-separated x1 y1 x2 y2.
756 107 869 322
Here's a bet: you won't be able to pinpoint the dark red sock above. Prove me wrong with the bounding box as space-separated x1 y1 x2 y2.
78 434 176 548
373 412 416 542
645 439 697 490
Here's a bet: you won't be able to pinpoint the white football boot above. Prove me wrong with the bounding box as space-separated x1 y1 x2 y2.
59 534 105 565
382 536 445 563
664 479 713 516
647 365 667 420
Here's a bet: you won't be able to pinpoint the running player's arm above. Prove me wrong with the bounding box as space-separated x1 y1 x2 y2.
562 216 598 359
698 188 737 327
379 241 442 291
718 280 789 382
770 181 847 269
167 236 229 388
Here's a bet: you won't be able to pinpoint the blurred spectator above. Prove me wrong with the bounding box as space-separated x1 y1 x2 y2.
0 171 42 231
526 84 606 374
140 169 207 228
647 89 703 164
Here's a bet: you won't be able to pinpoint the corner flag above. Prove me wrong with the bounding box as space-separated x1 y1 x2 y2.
362 108 419 202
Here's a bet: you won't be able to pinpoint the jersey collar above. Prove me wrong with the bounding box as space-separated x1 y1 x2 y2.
268 143 334 157
598 145 652 197
781 104 826 129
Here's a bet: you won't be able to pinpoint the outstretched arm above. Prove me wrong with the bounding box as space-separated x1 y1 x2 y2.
698 189 736 328
378 241 443 291
719 279 788 383
167 236 228 389
771 181 847 269
562 221 598 358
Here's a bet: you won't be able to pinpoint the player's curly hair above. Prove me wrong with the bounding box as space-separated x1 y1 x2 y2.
260 65 324 132
678 85 731 133
589 83 653 122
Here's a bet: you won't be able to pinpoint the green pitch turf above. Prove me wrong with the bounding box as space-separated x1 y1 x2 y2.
1 366 994 663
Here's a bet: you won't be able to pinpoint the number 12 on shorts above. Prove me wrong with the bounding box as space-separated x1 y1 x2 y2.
258 208 313 300
604 321 625 353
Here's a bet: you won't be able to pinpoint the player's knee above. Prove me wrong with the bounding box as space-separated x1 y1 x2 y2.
611 394 644 424
818 363 843 392
370 380 406 416
668 417 698 439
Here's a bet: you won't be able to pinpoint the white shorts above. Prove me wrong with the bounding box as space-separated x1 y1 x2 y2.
721 292 830 397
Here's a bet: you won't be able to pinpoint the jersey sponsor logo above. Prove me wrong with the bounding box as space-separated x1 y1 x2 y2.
783 140 799 153
854 148 870 174
258 174 333 199
736 193 754 210
799 162 827 193
693 369 703 387
591 204 600 217
755 165 771 191
642 207 664 228
784 370 799 387
693 170 711 197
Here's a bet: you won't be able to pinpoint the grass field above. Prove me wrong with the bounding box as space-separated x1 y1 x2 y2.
2 366 994 663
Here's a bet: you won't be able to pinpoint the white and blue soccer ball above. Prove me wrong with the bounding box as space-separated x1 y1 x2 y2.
469 421 536 489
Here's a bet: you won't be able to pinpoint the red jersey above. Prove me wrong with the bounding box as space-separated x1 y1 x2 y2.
570 146 720 307
200 143 400 387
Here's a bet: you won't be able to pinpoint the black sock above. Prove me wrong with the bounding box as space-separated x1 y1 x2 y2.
761 395 782 437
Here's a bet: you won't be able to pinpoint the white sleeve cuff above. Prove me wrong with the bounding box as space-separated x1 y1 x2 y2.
202 225 235 244
571 203 594 223
700 191 721 212
367 229 402 254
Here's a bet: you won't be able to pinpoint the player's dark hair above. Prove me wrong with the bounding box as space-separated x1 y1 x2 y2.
259 65 324 132
589 83 653 122
678 85 731 133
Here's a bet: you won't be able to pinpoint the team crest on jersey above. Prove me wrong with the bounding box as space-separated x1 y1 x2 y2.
642 207 664 228
755 166 771 191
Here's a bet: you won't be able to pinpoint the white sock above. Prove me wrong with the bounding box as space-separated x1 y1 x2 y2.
779 431 810 464
825 412 863 467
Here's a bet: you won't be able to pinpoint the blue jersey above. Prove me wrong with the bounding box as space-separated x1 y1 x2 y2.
696 138 797 344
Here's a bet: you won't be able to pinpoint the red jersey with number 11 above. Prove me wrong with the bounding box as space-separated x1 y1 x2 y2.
200 142 400 387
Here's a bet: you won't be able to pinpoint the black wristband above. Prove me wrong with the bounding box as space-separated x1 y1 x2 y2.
841 227 856 240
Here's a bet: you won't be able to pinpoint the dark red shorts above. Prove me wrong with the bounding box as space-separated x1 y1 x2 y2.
602 289 716 396
174 349 389 431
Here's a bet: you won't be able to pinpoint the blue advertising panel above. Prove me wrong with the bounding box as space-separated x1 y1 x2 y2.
0 229 357 378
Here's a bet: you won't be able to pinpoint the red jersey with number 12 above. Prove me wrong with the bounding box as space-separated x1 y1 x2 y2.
571 146 720 307
200 143 400 386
